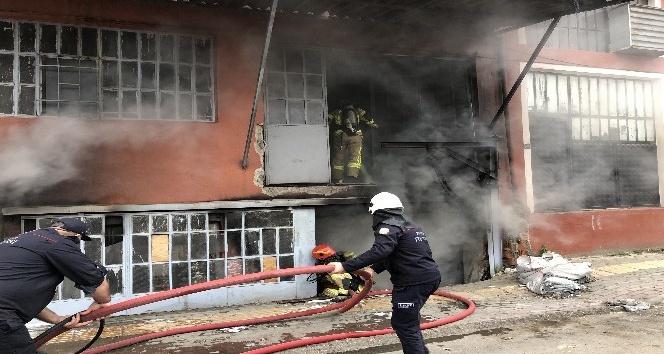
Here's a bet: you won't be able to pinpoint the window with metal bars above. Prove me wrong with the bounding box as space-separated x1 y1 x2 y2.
526 71 659 211
0 20 214 120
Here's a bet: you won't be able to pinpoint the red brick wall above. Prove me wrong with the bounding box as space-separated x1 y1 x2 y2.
0 0 268 206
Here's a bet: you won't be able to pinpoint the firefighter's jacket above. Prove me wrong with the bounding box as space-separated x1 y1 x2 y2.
328 107 378 136
341 211 441 287
317 252 363 298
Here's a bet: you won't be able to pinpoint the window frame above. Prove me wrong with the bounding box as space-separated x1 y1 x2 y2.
0 19 216 121
526 70 660 211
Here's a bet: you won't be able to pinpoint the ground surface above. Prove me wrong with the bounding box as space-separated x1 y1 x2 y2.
40 297 664 354
37 251 664 354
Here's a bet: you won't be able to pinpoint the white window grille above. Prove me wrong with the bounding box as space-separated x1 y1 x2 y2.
526 71 659 211
130 210 295 295
0 20 214 121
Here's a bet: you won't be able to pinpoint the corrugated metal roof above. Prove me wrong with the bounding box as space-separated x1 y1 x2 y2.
133 0 631 31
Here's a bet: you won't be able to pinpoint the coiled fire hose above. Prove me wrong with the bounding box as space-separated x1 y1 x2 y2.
34 265 475 353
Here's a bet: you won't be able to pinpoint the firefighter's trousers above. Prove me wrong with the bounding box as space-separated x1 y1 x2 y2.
391 278 440 354
331 131 362 180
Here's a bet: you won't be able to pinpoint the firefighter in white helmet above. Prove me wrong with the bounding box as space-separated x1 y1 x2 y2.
330 192 441 354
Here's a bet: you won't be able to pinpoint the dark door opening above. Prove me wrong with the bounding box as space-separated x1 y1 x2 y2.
321 50 493 284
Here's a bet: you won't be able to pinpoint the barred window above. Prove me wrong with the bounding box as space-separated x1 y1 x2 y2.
0 20 214 121
526 72 659 211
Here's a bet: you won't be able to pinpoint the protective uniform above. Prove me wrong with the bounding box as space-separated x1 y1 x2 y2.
0 226 107 354
328 104 378 183
341 192 441 354
311 244 363 299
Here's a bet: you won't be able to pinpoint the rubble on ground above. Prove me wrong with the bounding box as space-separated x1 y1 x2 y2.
606 299 651 312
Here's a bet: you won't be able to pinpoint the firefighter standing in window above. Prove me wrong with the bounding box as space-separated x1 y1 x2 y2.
328 102 378 184
329 192 441 354
311 244 364 299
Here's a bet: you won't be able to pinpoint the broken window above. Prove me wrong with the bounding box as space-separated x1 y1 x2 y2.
0 19 215 121
215 209 295 283
527 72 659 211
131 210 294 294
24 209 297 298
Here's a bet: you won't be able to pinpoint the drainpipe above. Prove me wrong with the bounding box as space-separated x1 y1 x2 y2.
488 15 561 130
242 0 279 169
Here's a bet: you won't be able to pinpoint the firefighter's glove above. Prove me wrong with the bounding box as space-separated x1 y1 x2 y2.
362 267 375 279
329 262 345 274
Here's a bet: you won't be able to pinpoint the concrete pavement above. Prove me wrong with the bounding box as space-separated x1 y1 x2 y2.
35 250 664 353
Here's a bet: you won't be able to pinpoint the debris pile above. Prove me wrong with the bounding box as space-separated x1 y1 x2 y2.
516 252 594 298
606 299 651 312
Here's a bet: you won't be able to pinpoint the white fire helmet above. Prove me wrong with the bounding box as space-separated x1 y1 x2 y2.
368 192 403 214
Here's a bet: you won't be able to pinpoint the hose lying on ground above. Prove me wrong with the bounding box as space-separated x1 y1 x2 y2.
35 265 476 354
242 289 476 354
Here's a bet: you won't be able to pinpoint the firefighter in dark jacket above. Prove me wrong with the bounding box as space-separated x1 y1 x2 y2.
330 192 441 354
328 102 378 183
0 218 111 354
311 244 363 299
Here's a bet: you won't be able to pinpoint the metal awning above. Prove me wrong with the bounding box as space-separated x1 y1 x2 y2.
134 0 630 32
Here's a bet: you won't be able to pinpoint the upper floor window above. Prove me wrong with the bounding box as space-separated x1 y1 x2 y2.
525 9 610 52
0 20 214 121
264 47 325 125
526 71 659 211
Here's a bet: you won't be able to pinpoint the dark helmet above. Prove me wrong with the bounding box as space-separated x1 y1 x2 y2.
312 244 336 260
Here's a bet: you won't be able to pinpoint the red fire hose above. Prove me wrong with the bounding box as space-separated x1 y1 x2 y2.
35 265 476 353
242 289 475 354
34 265 339 348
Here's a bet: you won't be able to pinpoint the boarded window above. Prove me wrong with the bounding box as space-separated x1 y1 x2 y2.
127 210 294 294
